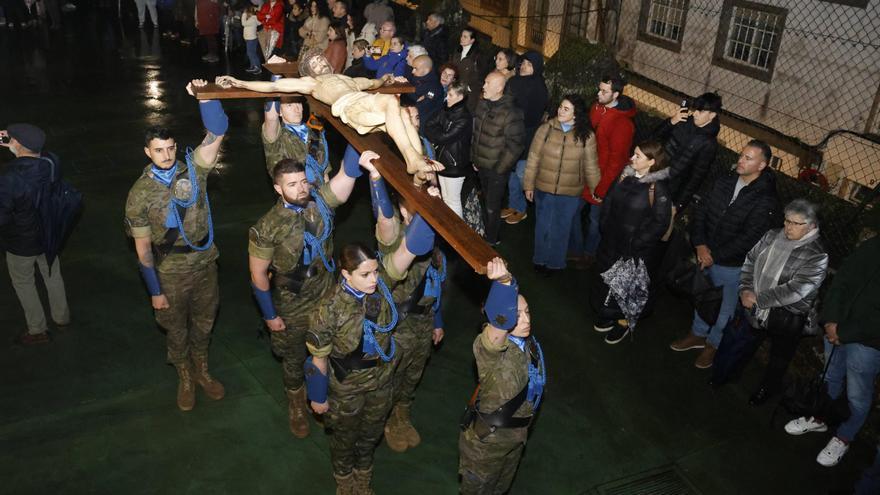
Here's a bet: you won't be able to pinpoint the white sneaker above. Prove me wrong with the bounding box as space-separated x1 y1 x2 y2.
784 416 828 435
817 437 849 467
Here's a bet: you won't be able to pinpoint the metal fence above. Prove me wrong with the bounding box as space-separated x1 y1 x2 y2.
461 0 880 264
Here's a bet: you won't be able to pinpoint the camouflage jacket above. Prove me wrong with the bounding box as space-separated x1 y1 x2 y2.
473 328 537 419
248 182 342 305
262 125 326 177
124 147 219 273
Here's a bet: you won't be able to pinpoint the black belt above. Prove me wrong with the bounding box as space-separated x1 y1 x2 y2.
159 234 210 255
271 262 321 294
475 385 532 429
396 300 431 316
329 352 378 382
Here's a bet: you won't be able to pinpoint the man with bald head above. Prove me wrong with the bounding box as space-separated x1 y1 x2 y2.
471 71 525 246
402 54 443 123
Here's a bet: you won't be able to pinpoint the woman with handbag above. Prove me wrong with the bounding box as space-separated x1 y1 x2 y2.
735 199 829 405
592 140 672 344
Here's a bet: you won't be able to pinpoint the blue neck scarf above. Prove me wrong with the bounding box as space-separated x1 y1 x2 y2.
151 163 176 188
283 200 305 213
284 123 309 143
507 335 547 409
560 122 573 132
341 279 366 301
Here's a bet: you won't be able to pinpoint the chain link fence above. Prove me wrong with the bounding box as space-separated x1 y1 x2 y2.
459 0 879 264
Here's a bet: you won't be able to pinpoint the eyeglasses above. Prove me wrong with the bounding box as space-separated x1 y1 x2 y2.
783 218 808 226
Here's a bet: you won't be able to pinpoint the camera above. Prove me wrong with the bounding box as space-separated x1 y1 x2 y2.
0 134 9 144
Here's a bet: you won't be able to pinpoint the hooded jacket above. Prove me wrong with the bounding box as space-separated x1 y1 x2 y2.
690 168 779 267
522 118 600 196
654 115 721 210
423 99 472 178
584 95 637 204
363 44 408 77
596 166 672 272
471 94 525 173
506 51 549 150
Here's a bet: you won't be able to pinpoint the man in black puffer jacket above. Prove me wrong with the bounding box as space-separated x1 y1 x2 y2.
471 71 525 246
670 139 779 369
0 123 71 345
653 92 722 213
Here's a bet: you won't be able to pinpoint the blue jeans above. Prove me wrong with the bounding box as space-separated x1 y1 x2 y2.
533 191 580 269
584 202 601 255
824 339 880 442
245 39 260 69
506 159 527 213
855 445 880 495
691 264 742 348
568 198 586 255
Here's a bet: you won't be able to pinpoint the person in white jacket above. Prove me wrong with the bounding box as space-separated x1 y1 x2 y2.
242 6 261 73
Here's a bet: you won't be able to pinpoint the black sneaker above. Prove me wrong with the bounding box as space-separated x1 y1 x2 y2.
604 323 630 344
593 318 615 332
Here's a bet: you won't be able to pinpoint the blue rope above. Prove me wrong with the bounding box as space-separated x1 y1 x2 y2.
424 251 446 313
169 148 214 251
528 336 546 409
362 277 398 362
421 136 435 161
305 130 330 185
302 188 336 272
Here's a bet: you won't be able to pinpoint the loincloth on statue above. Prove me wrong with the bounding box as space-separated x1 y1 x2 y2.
331 91 387 135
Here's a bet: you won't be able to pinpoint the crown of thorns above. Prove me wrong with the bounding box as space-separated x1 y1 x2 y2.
300 49 331 77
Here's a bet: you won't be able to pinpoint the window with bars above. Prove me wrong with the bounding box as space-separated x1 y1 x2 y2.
712 0 787 82
527 0 550 47
566 0 591 39
637 0 689 52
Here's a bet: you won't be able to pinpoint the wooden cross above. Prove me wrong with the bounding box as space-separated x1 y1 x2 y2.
192 71 497 274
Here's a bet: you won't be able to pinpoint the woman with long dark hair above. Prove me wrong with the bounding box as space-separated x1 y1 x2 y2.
593 140 672 344
522 94 600 275
323 22 348 73
298 0 330 52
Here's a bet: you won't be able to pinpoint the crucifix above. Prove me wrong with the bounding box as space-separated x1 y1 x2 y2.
192 52 498 273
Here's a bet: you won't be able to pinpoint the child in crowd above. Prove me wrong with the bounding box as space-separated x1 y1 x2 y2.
343 38 375 78
242 4 261 73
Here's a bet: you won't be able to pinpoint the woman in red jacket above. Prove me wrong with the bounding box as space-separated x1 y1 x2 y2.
259 0 285 56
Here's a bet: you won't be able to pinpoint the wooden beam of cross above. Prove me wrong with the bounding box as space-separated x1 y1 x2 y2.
191 81 415 99
303 95 497 274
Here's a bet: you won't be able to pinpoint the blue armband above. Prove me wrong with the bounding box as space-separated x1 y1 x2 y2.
342 144 363 178
304 356 329 403
139 263 162 296
251 283 277 320
485 278 519 331
433 307 444 329
264 99 280 114
404 213 435 256
369 176 393 219
199 99 229 136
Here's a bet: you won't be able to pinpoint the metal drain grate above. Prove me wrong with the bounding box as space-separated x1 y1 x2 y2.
595 466 701 495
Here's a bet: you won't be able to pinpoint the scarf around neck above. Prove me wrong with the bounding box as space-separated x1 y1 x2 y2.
753 227 820 325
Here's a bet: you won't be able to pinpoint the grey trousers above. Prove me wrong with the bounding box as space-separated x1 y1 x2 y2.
6 253 70 335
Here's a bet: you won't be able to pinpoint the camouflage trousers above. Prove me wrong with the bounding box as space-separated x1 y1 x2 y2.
458 426 527 495
155 262 219 365
391 315 434 406
326 370 393 475
270 289 310 391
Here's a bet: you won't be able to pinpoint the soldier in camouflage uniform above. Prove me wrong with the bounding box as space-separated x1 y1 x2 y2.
124 79 228 411
368 177 446 453
458 258 547 495
304 168 438 494
248 148 372 438
261 94 327 182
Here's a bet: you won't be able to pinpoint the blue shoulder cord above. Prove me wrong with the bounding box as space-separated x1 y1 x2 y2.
302 187 336 272
362 276 398 362
168 148 214 251
423 251 446 313
305 129 329 185
528 336 547 409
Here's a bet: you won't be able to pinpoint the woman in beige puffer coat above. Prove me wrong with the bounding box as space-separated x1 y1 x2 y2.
523 94 600 272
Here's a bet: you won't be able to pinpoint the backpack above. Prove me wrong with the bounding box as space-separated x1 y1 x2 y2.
35 153 83 269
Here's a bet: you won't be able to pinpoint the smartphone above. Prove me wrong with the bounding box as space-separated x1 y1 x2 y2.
0 135 9 145
680 98 689 111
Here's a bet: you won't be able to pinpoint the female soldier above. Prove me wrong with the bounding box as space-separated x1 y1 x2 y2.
303 150 437 494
